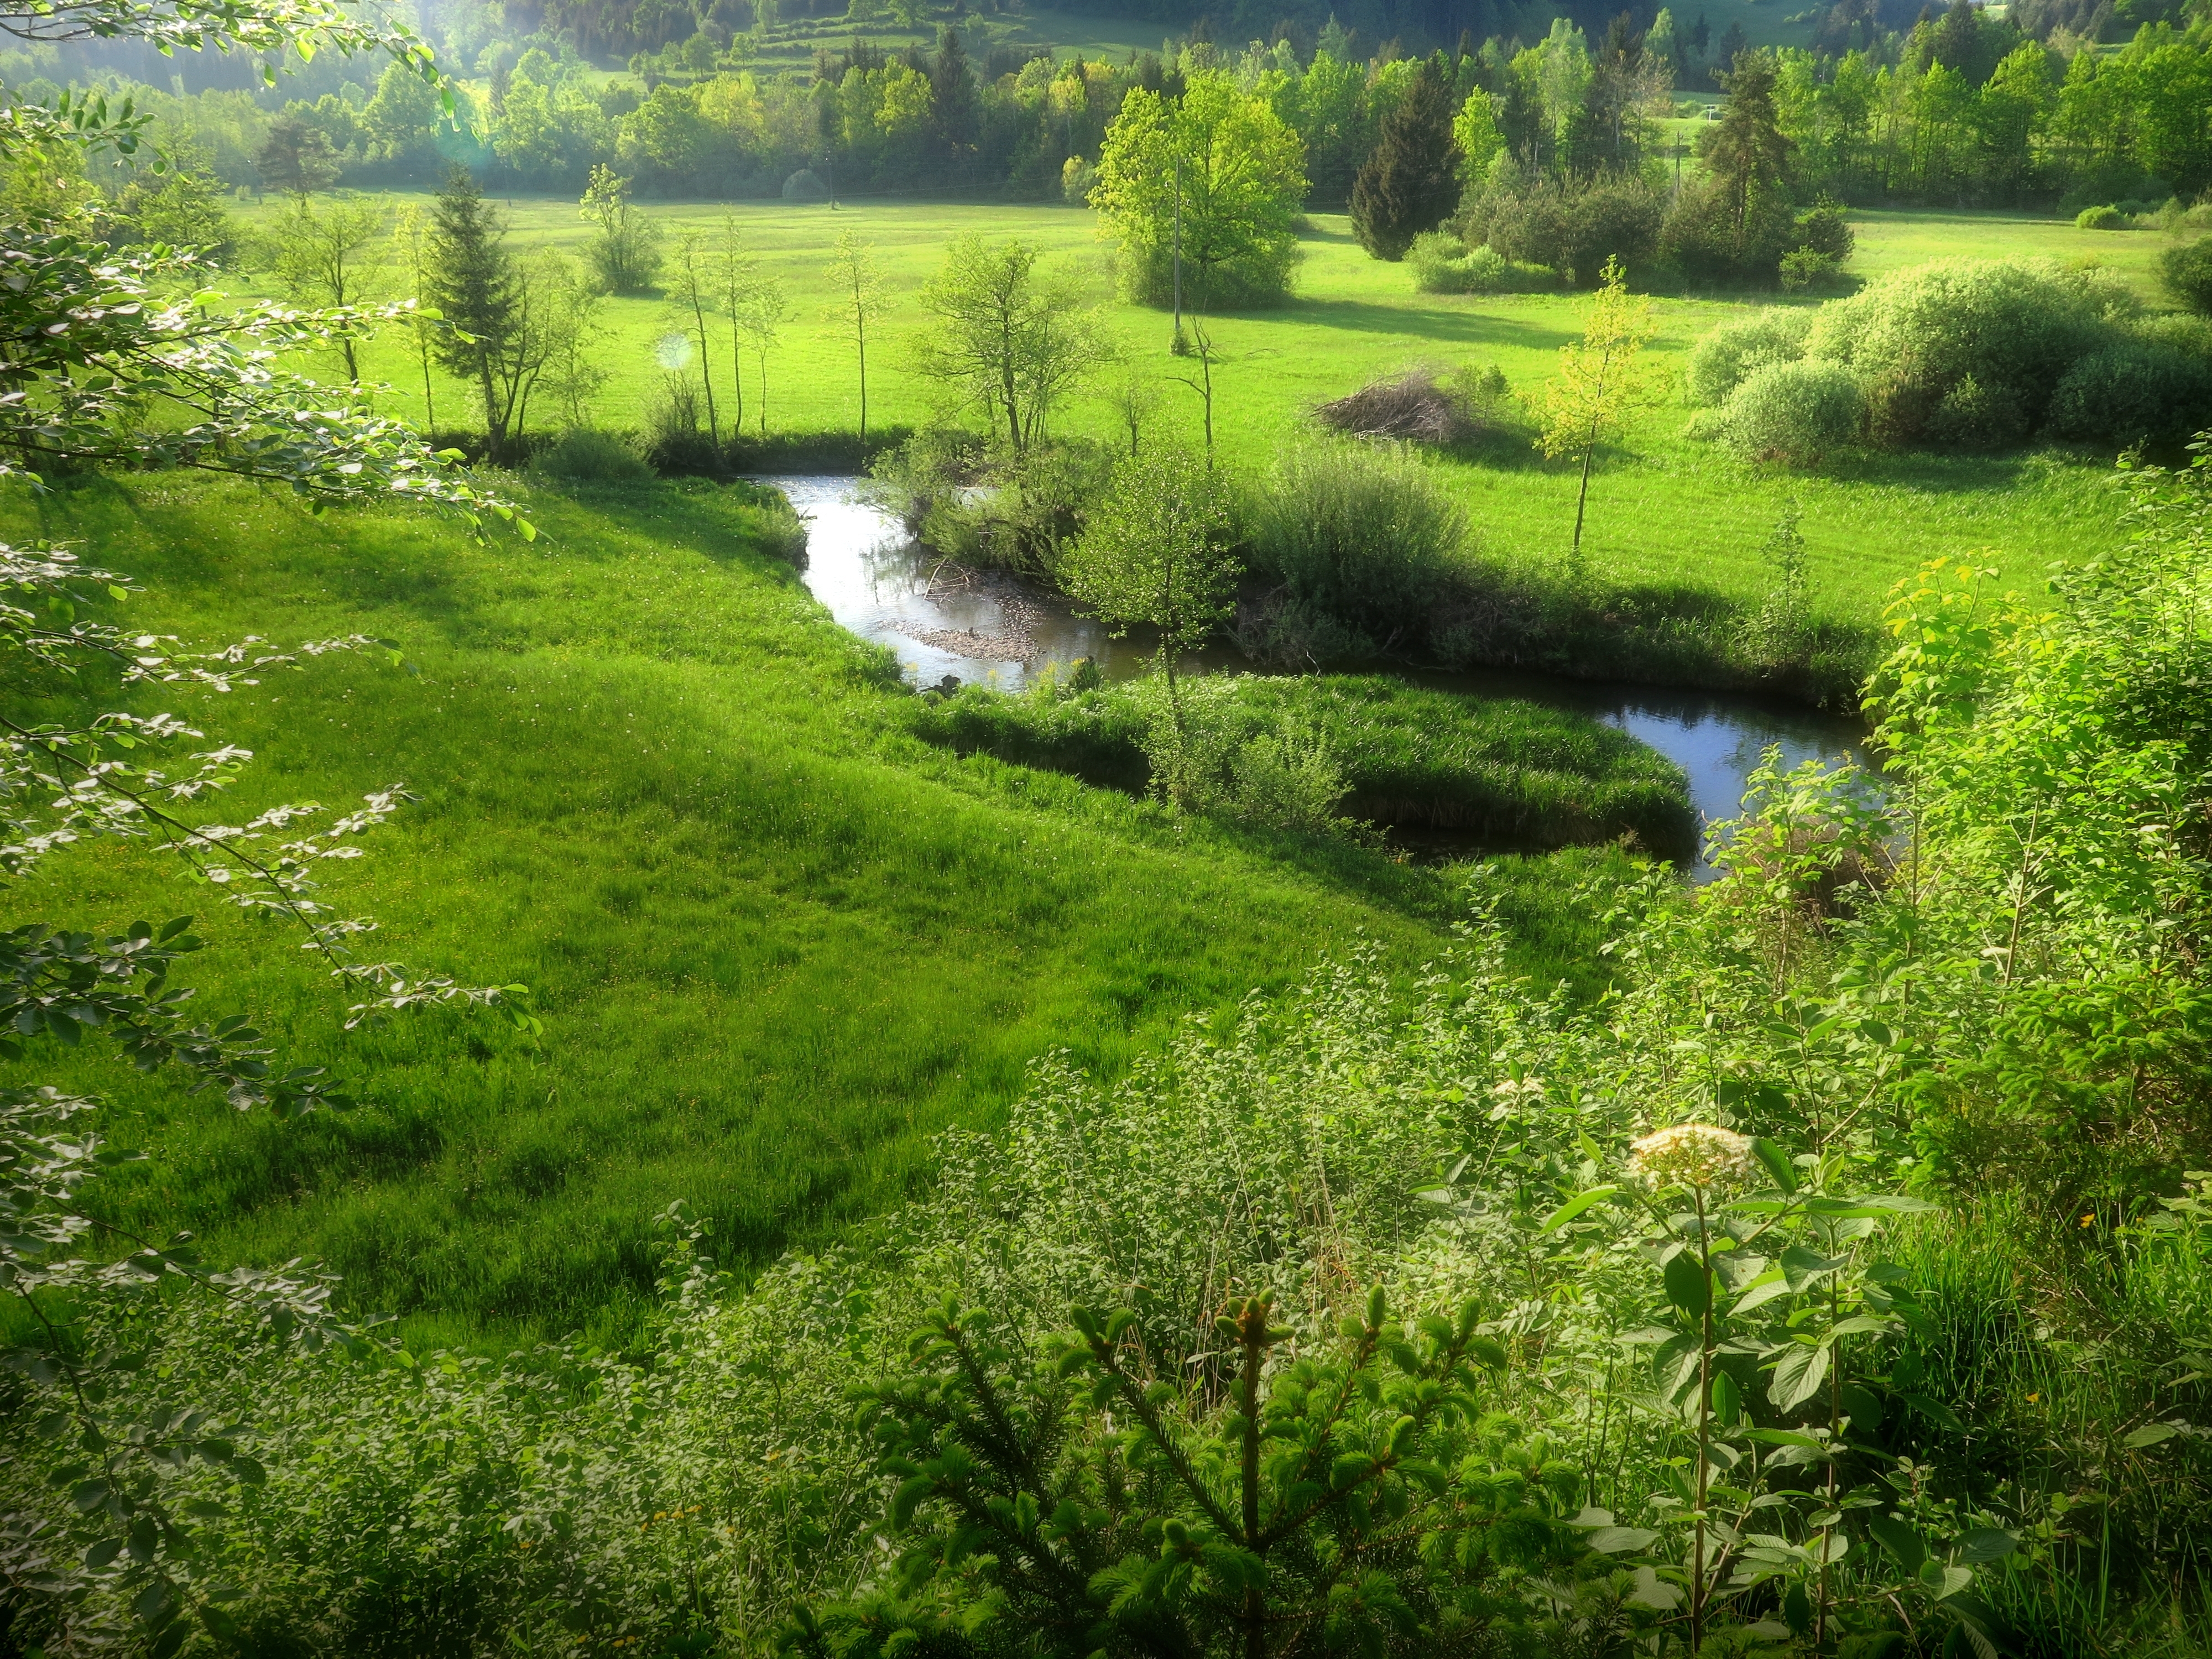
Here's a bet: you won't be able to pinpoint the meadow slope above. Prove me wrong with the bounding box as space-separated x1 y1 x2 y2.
2 471 1632 1350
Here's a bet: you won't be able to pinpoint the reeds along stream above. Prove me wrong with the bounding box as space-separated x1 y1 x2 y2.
769 476 1876 877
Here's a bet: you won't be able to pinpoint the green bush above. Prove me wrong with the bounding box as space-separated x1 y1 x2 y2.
1778 247 1841 291
910 670 1694 852
528 427 652 485
2162 233 2212 317
1407 230 1548 295
2075 204 2125 229
2045 341 2212 448
1807 257 2126 445
1657 175 1802 285
2140 310 2212 362
1723 358 1866 464
1243 437 1465 656
1684 307 1814 406
1458 165 1666 286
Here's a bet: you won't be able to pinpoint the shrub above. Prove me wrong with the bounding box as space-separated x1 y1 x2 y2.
528 427 651 484
1459 168 1665 286
641 372 722 475
1684 307 1813 406
1409 238 1553 294
2075 204 2125 229
1658 175 1801 284
1244 437 1465 656
781 168 827 201
2141 310 2212 362
1792 198 1854 263
2045 341 2212 448
1804 257 2123 445
1778 247 1841 291
2162 234 2212 317
1723 358 1865 464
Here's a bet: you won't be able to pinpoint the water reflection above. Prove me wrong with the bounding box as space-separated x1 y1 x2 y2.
766 476 1874 875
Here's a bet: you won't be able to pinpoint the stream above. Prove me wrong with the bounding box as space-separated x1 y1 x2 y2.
767 476 1875 877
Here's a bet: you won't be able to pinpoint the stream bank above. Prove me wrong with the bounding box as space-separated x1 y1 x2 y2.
768 476 1875 875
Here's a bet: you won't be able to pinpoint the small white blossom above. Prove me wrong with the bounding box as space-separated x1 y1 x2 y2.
1629 1123 1757 1190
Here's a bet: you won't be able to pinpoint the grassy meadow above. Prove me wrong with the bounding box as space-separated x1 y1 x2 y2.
243 195 2168 632
1 469 1639 1352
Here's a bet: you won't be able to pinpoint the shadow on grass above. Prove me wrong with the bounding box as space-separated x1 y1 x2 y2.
1280 296 1582 351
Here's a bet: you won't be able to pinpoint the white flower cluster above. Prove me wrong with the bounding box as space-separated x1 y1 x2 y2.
1629 1123 1757 1191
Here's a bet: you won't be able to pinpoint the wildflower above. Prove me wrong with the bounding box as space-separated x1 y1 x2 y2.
2080 1212 2096 1228
1629 1123 1757 1191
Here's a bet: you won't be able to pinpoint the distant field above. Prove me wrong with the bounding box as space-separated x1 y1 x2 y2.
233 194 2159 633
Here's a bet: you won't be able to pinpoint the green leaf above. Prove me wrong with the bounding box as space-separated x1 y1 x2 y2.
1751 1138 1797 1193
1781 1245 1846 1291
1959 1528 2018 1563
1587 1526 1658 1553
1731 1270 1793 1315
1867 1513 1927 1575
1768 1343 1830 1411
1540 1185 1619 1233
1663 1252 1710 1318
2122 1423 2177 1448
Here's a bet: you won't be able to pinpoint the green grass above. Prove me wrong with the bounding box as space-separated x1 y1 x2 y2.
239 195 2152 642
2 469 1635 1352
911 672 1696 854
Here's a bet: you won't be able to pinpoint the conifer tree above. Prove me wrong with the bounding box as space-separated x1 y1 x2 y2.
1349 53 1463 261
426 169 525 461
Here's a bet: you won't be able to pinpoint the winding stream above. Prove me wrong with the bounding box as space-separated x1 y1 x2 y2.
768 476 1875 875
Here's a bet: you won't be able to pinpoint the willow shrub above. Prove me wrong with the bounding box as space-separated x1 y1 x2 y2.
1722 359 1867 466
1241 437 1466 660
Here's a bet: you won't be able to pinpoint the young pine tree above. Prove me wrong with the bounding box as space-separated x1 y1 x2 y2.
1350 53 1464 261
425 169 525 461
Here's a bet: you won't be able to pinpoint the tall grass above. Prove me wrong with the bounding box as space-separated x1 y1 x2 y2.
908 670 1696 856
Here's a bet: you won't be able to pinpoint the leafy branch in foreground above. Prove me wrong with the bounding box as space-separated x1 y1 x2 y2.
0 533 538 1650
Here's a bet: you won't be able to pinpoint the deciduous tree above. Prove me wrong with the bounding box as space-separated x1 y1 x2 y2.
264 192 388 384
910 235 1106 456
579 163 663 294
1534 254 1663 567
824 228 884 444
1090 71 1307 310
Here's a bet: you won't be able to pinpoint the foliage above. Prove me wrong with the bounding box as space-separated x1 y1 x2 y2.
786 1286 1565 1659
2044 340 2212 448
1722 359 1867 465
910 669 1695 853
1406 232 1554 295
1089 71 1307 311
424 168 533 461
1684 307 1813 406
1533 255 1665 564
260 192 388 385
1349 52 1463 262
578 163 663 296
1456 163 1666 288
529 425 651 484
1244 435 1465 659
2163 233 2212 317
1058 447 1238 802
911 237 1108 458
1807 257 2127 444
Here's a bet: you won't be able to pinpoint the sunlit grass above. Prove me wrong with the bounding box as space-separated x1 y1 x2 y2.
2 469 1634 1350
232 196 2138 637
